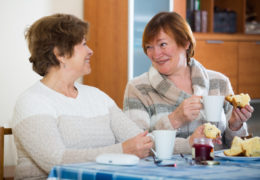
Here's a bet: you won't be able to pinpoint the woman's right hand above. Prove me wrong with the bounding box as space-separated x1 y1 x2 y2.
189 125 222 146
189 125 205 146
169 95 202 129
122 131 153 158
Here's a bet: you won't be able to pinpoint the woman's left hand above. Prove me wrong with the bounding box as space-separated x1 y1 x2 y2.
229 105 254 131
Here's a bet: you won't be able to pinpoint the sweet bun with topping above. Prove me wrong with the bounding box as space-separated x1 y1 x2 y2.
225 93 251 108
204 123 221 139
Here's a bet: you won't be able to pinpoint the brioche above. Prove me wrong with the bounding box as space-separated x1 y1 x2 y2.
224 136 244 156
224 136 260 157
242 137 260 157
225 93 251 108
204 123 221 139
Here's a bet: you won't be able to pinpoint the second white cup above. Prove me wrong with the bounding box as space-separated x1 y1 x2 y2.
202 95 225 122
150 130 176 160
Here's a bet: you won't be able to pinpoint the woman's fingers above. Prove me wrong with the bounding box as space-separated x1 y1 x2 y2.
244 105 254 113
235 106 253 123
143 135 153 144
235 108 247 122
241 109 252 121
213 138 222 144
122 130 154 158
138 130 149 137
144 141 153 149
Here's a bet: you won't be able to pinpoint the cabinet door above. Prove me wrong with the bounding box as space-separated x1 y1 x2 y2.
238 41 260 99
194 40 238 93
83 0 128 108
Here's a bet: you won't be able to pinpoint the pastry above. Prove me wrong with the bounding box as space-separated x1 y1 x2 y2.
242 137 260 157
225 93 251 108
204 123 221 139
224 136 244 156
224 136 260 157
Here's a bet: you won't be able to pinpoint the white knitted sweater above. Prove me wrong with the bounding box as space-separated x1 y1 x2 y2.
12 81 142 180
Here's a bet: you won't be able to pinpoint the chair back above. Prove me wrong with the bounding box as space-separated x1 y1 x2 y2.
0 127 13 180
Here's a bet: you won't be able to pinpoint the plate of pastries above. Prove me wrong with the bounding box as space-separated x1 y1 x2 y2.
215 135 260 161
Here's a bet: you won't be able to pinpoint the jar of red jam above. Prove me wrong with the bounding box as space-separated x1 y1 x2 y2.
192 138 214 163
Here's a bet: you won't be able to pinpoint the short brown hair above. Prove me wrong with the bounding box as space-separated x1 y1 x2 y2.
25 14 89 76
142 12 195 61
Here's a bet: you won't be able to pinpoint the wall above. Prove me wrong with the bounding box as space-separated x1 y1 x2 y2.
0 0 83 166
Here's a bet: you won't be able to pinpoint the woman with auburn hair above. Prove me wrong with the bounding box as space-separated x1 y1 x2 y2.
123 12 253 153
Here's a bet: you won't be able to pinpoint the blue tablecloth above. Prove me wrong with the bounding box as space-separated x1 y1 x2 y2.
48 154 260 180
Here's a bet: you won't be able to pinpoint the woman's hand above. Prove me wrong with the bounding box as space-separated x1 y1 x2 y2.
122 131 153 158
169 95 202 129
189 125 205 146
189 125 222 146
229 105 254 131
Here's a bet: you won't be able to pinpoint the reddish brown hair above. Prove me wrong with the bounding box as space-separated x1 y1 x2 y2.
142 12 195 61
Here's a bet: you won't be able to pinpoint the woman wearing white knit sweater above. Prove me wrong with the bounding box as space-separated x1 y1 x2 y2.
12 14 153 179
123 12 254 154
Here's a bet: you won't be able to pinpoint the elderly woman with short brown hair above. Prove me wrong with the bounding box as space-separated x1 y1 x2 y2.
123 12 253 154
12 14 152 179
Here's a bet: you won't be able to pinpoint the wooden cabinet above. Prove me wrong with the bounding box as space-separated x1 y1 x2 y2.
83 0 128 108
194 33 260 98
238 41 260 98
194 39 238 93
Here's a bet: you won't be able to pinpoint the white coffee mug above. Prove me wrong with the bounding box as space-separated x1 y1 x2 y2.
202 95 225 122
149 130 176 160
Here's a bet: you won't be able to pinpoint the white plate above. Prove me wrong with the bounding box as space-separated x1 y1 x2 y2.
215 150 260 161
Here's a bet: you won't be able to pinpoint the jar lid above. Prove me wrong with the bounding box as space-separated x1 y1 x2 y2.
194 137 212 144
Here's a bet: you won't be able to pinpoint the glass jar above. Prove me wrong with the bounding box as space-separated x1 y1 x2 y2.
192 138 214 163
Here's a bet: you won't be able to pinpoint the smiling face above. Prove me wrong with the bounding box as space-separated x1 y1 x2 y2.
65 38 93 77
145 30 188 76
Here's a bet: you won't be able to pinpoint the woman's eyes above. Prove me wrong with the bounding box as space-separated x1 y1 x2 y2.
145 45 152 50
145 42 167 50
160 42 167 47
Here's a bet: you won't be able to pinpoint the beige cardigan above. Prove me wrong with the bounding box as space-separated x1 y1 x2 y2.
123 58 248 154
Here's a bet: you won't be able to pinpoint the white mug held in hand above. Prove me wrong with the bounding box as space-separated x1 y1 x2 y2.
202 95 225 122
149 130 176 160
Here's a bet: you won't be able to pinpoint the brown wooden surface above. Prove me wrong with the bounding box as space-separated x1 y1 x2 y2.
0 127 13 180
194 40 238 93
194 33 260 41
238 41 260 99
83 0 128 108
174 0 186 19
